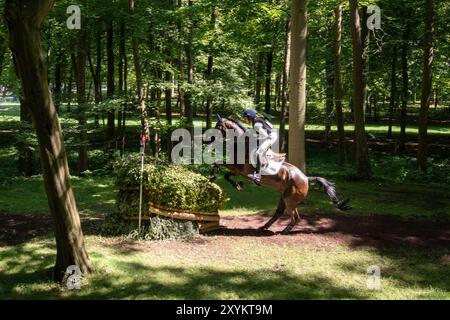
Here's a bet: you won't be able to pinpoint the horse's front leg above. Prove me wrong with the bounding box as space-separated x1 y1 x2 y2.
224 172 244 190
208 164 220 182
259 196 285 230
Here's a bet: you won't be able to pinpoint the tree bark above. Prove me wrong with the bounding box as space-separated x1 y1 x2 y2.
19 98 35 176
0 33 6 76
399 25 410 151
417 0 434 171
264 50 273 114
205 5 216 129
129 0 143 99
349 0 371 178
75 18 88 174
333 3 346 168
274 73 282 112
255 52 264 108
288 0 307 173
54 51 62 114
5 0 92 282
387 47 397 139
279 18 291 153
184 0 194 124
106 18 115 140
324 52 334 144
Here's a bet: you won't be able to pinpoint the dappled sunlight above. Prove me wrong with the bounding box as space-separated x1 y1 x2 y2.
1 235 448 299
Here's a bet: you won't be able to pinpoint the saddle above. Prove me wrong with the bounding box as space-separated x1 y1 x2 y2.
270 152 286 159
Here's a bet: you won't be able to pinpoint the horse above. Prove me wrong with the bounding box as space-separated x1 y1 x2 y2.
208 115 351 234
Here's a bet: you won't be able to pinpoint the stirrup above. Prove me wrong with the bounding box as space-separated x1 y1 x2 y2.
248 172 261 185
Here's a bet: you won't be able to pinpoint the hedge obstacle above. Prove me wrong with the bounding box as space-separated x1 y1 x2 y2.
107 155 227 239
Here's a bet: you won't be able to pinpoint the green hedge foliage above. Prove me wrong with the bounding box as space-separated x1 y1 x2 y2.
114 155 227 214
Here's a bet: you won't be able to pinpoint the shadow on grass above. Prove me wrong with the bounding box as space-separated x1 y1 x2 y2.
0 242 368 299
1 240 449 299
216 210 450 251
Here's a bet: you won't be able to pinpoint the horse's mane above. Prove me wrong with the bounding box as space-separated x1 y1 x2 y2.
227 116 247 133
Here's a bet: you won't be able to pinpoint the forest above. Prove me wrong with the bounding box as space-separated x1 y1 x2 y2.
0 0 449 300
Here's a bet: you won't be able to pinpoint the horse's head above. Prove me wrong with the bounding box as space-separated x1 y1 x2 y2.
215 114 246 138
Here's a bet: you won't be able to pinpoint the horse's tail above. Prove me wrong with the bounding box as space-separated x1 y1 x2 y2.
308 177 351 211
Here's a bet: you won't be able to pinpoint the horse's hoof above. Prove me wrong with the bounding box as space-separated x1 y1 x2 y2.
236 182 244 191
280 226 293 235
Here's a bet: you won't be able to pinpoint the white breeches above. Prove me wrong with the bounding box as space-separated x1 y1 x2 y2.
256 132 278 160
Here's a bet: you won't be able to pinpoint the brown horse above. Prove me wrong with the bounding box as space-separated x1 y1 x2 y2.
209 116 350 234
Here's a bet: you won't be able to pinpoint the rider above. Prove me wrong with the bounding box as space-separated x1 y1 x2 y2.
242 109 278 184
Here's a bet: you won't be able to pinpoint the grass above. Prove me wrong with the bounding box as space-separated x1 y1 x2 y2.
0 166 448 299
0 233 449 299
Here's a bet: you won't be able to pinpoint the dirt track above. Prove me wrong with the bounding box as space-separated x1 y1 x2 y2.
0 212 449 250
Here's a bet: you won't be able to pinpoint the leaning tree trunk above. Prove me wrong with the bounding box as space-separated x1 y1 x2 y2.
417 0 434 171
349 0 371 178
4 0 92 282
333 2 346 169
288 0 307 173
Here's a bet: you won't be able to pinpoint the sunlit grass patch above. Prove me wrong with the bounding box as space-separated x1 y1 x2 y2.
0 235 448 299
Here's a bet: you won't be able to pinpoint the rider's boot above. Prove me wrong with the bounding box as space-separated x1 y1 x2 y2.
248 158 262 185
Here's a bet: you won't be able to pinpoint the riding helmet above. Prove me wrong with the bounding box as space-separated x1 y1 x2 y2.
243 109 257 119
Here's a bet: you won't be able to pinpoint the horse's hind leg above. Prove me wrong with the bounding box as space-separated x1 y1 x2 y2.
259 196 286 230
281 195 303 235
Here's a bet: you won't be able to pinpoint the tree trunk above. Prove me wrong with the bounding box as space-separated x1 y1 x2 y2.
54 52 62 114
19 98 35 176
255 52 264 108
119 20 125 94
399 26 410 151
0 33 6 76
288 0 307 173
264 50 273 114
274 73 282 112
164 3 174 126
184 0 194 125
324 52 334 144
334 2 346 168
88 25 102 127
387 47 397 139
417 0 434 171
205 5 216 129
106 19 115 140
75 18 88 174
5 0 92 282
279 19 291 153
165 59 173 125
349 0 371 178
129 0 143 99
